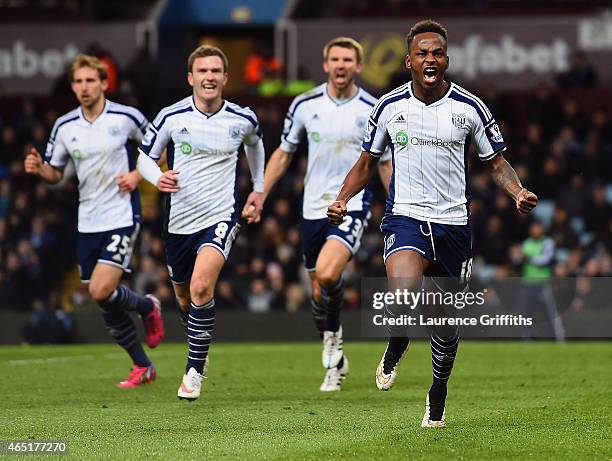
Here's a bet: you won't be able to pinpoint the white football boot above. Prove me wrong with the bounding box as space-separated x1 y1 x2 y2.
421 394 446 428
319 356 350 392
177 356 209 401
375 342 409 391
322 325 344 369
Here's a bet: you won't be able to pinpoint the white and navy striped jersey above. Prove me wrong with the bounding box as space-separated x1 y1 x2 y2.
363 81 506 225
139 97 262 235
44 100 148 233
281 83 387 220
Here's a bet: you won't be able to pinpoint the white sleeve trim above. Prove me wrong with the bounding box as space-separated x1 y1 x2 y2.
279 139 299 154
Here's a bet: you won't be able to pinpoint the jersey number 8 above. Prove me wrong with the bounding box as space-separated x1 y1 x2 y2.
213 222 229 245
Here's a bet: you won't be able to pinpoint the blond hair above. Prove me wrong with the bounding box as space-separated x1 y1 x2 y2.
187 45 229 73
70 54 108 81
323 37 363 64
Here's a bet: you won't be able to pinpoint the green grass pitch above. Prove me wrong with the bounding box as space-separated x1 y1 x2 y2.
0 341 611 460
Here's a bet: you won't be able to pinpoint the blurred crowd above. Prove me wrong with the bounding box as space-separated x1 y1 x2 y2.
1 82 611 342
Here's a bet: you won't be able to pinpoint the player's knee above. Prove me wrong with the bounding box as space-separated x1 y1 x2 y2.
316 269 340 289
89 282 114 303
190 277 214 305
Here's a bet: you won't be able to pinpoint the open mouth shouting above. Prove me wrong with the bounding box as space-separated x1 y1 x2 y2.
423 67 439 85
334 71 348 86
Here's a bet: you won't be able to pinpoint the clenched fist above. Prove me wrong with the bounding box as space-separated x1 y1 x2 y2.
24 148 43 176
327 200 347 224
516 188 538 214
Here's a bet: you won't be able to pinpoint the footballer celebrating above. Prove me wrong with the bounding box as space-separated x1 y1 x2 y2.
137 45 265 400
328 20 537 425
24 55 165 389
263 37 391 391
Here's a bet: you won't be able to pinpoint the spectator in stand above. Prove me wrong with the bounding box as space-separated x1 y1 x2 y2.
557 50 598 90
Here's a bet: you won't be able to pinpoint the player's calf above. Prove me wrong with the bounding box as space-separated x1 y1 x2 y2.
98 302 153 375
320 277 344 332
311 298 327 335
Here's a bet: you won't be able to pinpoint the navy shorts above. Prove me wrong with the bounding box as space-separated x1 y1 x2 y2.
301 210 370 271
164 220 240 284
76 223 140 282
381 215 472 280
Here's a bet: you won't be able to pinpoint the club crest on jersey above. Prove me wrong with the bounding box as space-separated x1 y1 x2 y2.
179 142 192 155
395 131 408 147
108 126 120 136
230 126 241 138
452 113 466 129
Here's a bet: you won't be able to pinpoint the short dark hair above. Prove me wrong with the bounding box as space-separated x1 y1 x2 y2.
406 19 448 51
187 45 229 73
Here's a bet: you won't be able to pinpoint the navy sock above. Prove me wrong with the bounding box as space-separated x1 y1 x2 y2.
311 298 326 336
429 333 459 418
108 285 154 317
186 299 215 374
322 278 344 332
98 301 150 367
125 343 152 368
178 307 189 335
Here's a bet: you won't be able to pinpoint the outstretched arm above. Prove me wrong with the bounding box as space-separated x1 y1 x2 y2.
23 147 63 184
328 151 379 224
487 153 538 214
262 146 293 203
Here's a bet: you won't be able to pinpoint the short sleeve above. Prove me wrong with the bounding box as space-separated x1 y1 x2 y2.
470 101 506 161
44 121 70 168
362 104 392 156
242 108 263 147
379 147 392 162
279 96 307 153
139 110 171 161
127 108 149 144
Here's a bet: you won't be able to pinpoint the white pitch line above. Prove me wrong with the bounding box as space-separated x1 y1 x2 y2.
4 347 224 366
102 350 186 359
0 351 201 366
6 355 95 366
